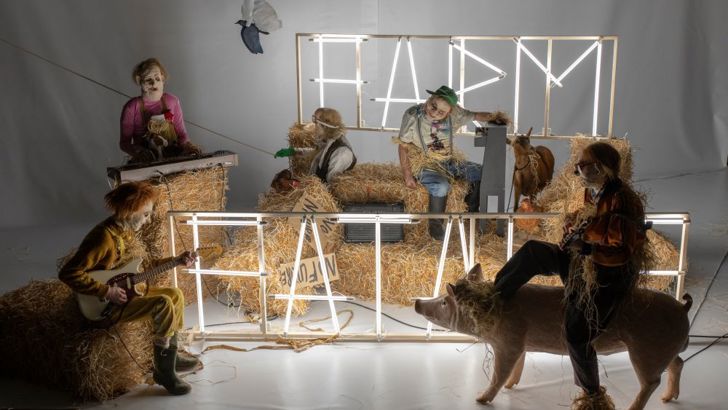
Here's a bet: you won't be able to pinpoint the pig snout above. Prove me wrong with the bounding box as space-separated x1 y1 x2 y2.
414 299 424 314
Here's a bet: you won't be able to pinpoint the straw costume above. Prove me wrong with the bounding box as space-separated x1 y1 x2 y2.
59 181 199 395
493 142 649 409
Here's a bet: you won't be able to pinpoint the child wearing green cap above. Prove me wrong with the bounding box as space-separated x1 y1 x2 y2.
396 85 509 240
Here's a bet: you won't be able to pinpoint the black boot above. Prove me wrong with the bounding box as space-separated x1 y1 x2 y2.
428 194 448 240
153 344 192 395
170 333 201 372
464 181 481 212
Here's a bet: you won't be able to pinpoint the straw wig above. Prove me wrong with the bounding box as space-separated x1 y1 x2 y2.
313 107 346 141
104 181 160 219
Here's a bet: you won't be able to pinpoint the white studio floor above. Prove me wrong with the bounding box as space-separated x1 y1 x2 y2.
1 168 727 410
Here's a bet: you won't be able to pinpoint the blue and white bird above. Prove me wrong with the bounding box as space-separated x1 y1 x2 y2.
236 0 282 54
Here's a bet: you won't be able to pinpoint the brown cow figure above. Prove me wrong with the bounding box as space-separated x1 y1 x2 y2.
414 264 691 410
508 127 555 211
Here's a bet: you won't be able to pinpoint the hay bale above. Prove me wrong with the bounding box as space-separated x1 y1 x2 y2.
329 163 468 245
0 280 153 401
139 167 230 303
287 122 318 176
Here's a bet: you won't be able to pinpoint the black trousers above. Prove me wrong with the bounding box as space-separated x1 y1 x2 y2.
494 240 631 394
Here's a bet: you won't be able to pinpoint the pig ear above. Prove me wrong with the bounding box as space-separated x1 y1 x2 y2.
446 283 455 297
525 127 533 137
467 263 484 282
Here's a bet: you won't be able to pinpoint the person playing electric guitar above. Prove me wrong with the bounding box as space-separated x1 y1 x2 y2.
59 181 198 395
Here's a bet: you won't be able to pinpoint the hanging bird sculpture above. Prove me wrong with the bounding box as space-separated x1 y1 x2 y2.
236 0 282 54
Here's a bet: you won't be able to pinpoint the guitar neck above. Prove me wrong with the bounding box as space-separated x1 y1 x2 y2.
132 258 179 284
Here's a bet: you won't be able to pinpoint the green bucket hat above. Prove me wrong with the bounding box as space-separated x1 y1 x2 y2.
426 85 458 106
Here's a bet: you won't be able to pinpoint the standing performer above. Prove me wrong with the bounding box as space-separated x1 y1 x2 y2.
120 58 201 163
493 142 649 409
395 85 508 239
59 181 199 395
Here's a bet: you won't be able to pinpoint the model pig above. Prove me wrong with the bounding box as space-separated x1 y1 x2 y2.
414 264 691 410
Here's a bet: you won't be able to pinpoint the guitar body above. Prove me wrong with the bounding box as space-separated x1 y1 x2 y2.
76 258 146 321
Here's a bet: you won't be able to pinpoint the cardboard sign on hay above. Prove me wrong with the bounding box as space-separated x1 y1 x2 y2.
279 253 340 291
288 191 338 252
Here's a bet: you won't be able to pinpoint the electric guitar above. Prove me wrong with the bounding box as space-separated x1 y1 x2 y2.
558 217 593 251
76 246 221 321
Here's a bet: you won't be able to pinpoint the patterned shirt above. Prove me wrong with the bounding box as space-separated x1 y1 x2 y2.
397 103 475 153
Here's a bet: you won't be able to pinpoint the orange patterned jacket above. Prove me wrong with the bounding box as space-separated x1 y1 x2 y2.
581 179 646 267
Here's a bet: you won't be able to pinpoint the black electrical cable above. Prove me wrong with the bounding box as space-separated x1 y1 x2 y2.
684 331 728 363
341 300 446 332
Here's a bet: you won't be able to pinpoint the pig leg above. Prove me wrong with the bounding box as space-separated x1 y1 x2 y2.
476 347 524 404
504 352 526 389
626 349 663 410
660 355 684 402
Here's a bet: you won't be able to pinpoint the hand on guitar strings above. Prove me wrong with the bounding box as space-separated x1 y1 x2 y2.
105 284 128 305
177 250 198 267
565 238 586 253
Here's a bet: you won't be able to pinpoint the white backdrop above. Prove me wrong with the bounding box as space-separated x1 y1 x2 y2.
1 0 726 228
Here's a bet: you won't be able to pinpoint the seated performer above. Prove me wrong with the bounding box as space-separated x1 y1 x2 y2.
395 85 508 239
120 58 201 163
273 108 355 183
58 181 199 395
493 142 648 409
309 107 356 183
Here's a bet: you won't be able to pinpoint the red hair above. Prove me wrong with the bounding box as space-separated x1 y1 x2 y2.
104 181 159 219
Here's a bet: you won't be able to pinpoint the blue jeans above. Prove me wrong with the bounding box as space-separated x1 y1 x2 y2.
417 160 482 197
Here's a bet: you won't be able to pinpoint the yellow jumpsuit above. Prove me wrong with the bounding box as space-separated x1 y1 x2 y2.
59 217 184 338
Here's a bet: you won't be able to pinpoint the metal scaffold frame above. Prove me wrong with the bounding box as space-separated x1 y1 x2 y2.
169 211 690 343
296 34 618 138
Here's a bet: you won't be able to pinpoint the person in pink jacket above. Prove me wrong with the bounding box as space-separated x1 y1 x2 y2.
120 58 201 163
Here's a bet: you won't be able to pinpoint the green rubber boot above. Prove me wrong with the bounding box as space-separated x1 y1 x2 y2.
170 334 201 372
153 344 192 395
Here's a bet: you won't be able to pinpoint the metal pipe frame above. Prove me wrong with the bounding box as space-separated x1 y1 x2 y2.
170 211 690 342
296 33 618 138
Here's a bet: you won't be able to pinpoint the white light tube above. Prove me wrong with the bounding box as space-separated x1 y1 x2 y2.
514 38 522 134
185 220 260 226
318 34 324 107
448 41 453 88
374 97 424 103
407 39 420 101
457 76 503 94
507 217 514 260
641 270 683 276
592 41 602 136
310 78 364 84
272 294 353 301
646 219 687 225
283 218 308 336
427 219 453 337
375 221 382 339
336 217 413 224
451 43 506 76
555 41 599 84
191 214 205 332
517 41 563 88
381 38 402 128
184 269 266 277
311 218 340 333
310 38 361 43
